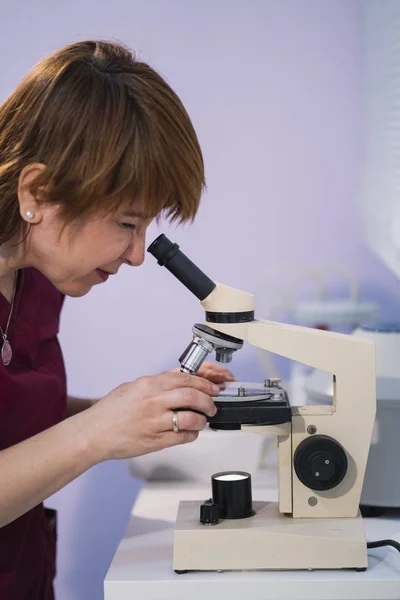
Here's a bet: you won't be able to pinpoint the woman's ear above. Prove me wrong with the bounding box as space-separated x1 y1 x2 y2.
17 163 47 224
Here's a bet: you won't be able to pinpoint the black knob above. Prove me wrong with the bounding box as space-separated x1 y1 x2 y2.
294 435 348 491
200 499 219 525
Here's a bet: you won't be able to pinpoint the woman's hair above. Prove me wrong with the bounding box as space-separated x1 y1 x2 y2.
0 40 205 245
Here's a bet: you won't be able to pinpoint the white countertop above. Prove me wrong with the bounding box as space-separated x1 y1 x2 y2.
104 470 400 600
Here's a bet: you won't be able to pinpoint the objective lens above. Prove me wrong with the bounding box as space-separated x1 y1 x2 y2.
179 337 213 375
215 349 233 363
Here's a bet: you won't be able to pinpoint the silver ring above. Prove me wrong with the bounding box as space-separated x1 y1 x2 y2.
172 412 179 433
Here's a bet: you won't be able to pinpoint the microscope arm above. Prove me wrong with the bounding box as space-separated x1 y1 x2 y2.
209 318 375 420
202 286 376 518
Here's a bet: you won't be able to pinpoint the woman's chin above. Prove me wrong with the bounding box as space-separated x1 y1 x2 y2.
56 279 93 298
66 288 91 298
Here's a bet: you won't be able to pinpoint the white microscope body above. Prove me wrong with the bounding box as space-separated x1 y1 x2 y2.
148 236 376 572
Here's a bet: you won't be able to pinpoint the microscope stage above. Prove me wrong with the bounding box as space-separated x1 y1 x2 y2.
208 383 291 430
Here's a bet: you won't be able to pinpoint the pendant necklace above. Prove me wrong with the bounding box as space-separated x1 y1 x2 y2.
0 271 19 367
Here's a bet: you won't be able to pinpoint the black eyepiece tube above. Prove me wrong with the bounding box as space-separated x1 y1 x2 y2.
147 234 216 301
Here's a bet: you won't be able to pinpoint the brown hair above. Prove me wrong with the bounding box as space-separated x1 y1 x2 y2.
0 40 205 246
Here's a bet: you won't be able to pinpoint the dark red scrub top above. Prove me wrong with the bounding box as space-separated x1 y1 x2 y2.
0 267 67 599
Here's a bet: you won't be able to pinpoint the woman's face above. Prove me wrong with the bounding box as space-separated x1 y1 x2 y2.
25 201 153 297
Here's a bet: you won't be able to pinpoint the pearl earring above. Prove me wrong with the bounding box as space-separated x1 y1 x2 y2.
25 211 34 220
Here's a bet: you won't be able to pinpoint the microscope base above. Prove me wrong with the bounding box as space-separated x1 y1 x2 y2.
174 500 368 571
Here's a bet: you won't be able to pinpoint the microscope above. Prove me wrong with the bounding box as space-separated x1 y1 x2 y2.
148 234 376 572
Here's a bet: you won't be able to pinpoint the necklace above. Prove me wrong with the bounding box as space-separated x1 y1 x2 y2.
0 271 18 367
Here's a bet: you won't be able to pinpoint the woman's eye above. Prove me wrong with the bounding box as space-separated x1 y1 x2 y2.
121 223 136 230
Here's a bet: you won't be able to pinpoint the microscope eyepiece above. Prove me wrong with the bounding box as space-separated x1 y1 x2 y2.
147 234 216 301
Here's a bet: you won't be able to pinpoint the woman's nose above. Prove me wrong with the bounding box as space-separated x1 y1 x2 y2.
122 239 146 267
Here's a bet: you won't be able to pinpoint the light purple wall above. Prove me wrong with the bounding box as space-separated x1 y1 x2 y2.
1 1 398 598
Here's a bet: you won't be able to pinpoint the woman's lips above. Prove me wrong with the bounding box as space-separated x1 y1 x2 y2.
96 269 110 282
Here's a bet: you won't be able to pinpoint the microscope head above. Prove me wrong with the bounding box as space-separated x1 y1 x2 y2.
147 234 255 324
147 234 251 374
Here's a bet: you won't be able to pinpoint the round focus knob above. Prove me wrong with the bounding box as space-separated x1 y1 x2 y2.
294 435 348 491
200 499 219 525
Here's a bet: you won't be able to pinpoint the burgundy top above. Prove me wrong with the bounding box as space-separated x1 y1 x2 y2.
0 267 67 599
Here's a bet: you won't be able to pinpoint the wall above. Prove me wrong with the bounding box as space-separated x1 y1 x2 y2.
362 0 400 282
1 1 399 598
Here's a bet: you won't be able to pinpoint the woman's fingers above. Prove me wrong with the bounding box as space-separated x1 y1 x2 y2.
159 388 217 417
159 410 208 433
201 371 235 384
149 371 220 396
159 430 200 449
196 362 237 384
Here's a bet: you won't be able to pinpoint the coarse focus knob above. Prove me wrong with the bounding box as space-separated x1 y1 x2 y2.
200 499 219 525
294 435 348 491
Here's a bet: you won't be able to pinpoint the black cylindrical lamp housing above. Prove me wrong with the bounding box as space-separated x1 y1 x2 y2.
212 471 255 519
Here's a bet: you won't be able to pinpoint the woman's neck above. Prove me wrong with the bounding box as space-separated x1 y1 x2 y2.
0 236 28 279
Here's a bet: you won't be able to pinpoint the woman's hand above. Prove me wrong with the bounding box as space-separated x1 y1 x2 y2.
195 361 237 384
82 371 219 462
169 361 236 384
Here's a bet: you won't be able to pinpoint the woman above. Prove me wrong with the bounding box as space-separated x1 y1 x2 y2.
0 40 234 598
